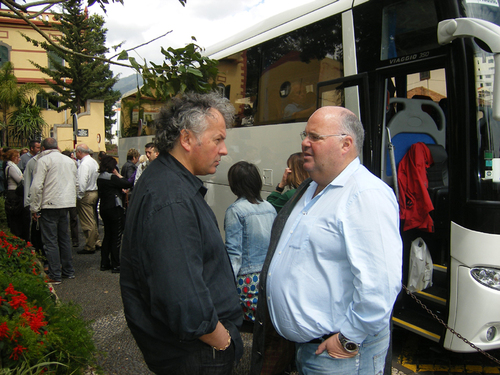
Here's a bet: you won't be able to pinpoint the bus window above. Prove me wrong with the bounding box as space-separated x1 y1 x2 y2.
464 1 500 201
215 13 343 127
380 0 440 61
472 53 500 201
354 0 442 72
318 82 345 108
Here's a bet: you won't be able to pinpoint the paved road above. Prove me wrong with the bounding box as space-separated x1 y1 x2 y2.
52 228 408 375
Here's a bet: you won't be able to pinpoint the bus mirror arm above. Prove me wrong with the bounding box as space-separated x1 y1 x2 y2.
438 18 500 121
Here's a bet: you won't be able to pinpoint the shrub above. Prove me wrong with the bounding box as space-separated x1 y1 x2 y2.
0 231 100 374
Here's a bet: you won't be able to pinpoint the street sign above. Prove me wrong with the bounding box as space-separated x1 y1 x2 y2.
77 129 88 137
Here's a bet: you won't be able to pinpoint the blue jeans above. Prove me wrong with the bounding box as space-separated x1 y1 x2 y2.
40 208 74 281
295 325 390 375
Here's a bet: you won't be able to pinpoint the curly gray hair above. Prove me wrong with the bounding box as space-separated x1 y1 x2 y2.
154 92 235 154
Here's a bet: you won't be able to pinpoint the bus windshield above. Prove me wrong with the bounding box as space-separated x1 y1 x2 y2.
464 0 500 200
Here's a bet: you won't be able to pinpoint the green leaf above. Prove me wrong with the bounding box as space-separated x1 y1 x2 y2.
187 67 203 77
117 50 129 60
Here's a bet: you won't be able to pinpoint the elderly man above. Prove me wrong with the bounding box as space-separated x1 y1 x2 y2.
121 92 243 375
251 107 402 375
30 138 77 284
75 143 101 255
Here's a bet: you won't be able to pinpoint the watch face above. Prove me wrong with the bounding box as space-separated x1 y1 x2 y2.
345 342 358 351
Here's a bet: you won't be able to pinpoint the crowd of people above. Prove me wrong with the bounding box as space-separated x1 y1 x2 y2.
0 138 159 284
2 91 403 375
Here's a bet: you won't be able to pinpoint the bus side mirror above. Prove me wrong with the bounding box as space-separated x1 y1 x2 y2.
438 18 500 121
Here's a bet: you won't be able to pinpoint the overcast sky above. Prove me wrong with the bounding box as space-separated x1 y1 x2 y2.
91 0 315 78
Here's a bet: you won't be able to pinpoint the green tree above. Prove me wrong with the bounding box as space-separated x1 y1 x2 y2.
0 62 42 146
123 40 219 102
9 98 47 145
24 0 119 116
0 0 186 71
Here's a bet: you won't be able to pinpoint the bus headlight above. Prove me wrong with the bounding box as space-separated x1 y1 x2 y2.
486 326 497 341
471 267 500 290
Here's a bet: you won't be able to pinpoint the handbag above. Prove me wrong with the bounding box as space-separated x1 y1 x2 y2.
15 181 24 197
6 165 24 197
4 192 23 213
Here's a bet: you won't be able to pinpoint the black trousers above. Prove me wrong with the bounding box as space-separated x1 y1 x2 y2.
5 190 30 241
100 206 124 268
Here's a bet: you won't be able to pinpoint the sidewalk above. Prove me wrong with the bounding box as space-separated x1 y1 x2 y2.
51 228 253 375
52 228 404 375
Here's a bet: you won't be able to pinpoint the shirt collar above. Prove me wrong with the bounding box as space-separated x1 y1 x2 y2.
329 157 360 188
160 153 207 197
308 157 361 200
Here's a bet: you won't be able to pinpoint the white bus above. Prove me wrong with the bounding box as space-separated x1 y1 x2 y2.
200 0 500 353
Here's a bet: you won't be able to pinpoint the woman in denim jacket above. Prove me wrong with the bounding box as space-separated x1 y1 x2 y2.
225 161 277 322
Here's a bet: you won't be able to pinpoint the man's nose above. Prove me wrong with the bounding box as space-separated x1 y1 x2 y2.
220 141 228 156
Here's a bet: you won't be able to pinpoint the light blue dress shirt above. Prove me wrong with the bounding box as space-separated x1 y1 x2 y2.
267 158 402 344
225 197 277 279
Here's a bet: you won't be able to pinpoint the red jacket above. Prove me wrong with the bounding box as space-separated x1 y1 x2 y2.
398 142 434 232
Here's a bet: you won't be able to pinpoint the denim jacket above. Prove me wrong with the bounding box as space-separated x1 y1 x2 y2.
224 197 277 279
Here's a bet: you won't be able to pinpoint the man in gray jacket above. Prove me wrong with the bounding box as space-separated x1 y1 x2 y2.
30 138 77 284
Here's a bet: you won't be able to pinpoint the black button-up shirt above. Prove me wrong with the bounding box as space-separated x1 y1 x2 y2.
120 153 243 373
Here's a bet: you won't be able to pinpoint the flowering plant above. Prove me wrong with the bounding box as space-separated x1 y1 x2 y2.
0 231 43 278
0 283 49 369
0 230 99 374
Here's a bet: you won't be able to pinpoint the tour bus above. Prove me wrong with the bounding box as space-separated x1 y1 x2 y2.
199 0 500 353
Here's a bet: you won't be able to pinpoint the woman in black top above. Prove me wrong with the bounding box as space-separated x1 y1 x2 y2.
97 156 132 273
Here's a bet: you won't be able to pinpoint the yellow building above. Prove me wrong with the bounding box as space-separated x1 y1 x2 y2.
119 88 163 138
0 10 105 152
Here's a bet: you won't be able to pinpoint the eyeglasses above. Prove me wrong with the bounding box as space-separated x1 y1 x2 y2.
300 131 347 142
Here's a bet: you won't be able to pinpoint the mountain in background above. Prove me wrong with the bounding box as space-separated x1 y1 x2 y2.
113 73 144 97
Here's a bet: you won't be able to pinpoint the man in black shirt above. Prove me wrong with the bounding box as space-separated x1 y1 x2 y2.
120 92 243 375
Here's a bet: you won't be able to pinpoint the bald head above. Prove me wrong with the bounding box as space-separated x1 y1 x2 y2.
309 107 364 156
75 143 90 160
301 106 365 192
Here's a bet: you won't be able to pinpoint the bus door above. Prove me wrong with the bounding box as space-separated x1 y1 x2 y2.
378 67 450 345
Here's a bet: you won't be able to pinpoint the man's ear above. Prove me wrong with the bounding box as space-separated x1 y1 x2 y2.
179 129 192 152
341 135 354 153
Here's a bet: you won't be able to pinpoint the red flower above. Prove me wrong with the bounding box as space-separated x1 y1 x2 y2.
5 283 17 295
9 344 27 360
10 327 21 342
26 241 32 247
9 293 28 310
0 322 9 338
20 306 47 333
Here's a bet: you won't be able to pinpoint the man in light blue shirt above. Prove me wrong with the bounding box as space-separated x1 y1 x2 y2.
252 106 402 375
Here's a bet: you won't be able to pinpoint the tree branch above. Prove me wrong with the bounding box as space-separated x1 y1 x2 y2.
2 0 62 13
109 30 173 60
1 1 133 69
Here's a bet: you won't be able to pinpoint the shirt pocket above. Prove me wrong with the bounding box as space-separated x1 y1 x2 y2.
286 214 345 269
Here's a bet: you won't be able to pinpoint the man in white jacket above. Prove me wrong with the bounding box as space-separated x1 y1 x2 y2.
30 138 77 284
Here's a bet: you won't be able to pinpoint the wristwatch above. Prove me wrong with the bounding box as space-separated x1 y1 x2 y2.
338 332 359 353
